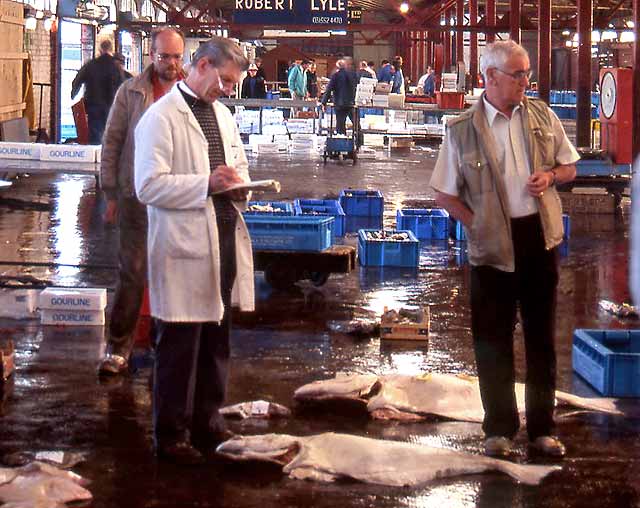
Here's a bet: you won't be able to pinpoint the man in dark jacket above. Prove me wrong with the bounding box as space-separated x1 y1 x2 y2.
241 63 266 99
71 39 124 144
321 58 357 135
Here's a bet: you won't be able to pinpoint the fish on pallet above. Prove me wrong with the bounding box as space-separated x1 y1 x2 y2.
294 373 623 422
216 432 561 486
0 461 91 506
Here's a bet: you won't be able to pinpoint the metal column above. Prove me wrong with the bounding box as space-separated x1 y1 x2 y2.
510 0 520 43
633 0 640 159
576 0 592 147
443 12 452 71
456 0 464 65
537 0 551 104
469 0 478 88
486 0 496 44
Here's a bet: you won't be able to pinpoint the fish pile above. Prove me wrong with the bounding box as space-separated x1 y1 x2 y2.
327 319 380 337
216 432 561 486
599 299 639 319
247 203 284 213
220 400 291 419
381 307 425 325
364 230 411 242
294 373 624 422
0 461 92 507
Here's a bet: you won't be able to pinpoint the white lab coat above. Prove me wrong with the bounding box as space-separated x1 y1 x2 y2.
134 84 254 322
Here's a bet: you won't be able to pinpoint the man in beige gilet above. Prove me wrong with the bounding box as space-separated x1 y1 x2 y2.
430 40 579 458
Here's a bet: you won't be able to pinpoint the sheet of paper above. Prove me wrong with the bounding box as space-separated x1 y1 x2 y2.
213 179 281 194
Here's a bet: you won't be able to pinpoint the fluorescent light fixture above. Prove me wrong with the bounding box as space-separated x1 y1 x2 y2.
562 30 570 36
601 30 616 41
25 16 37 30
399 1 409 14
263 29 330 38
625 20 634 28
591 30 600 42
329 30 346 35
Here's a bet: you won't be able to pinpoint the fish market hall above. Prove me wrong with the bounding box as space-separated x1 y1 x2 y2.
0 1 639 507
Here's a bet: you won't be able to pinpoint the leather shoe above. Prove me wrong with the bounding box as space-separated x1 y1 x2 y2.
529 436 566 458
484 436 513 457
97 341 132 376
156 441 205 465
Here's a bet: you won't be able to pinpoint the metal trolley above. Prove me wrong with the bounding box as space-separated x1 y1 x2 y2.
323 105 360 165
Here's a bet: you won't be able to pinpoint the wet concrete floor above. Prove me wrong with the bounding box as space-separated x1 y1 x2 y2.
0 146 639 507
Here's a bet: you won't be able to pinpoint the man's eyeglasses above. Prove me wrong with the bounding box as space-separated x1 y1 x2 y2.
495 68 532 81
156 53 183 62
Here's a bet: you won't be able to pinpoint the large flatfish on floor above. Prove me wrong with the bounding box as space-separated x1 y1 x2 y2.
216 432 561 486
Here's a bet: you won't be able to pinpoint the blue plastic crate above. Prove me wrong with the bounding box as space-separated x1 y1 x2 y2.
294 199 346 237
339 189 384 217
358 229 419 267
572 329 640 397
345 215 383 233
396 208 450 240
244 216 333 251
451 220 467 241
244 201 294 216
563 213 571 240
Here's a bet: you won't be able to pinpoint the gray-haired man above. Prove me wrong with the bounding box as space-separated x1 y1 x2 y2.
430 40 579 458
134 37 255 465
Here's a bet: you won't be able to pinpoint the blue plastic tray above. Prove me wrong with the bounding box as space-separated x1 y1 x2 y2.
339 189 384 217
358 229 419 267
294 199 346 237
396 208 450 240
572 329 640 397
244 215 333 251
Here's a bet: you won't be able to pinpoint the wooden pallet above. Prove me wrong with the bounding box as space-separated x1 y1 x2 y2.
380 307 430 342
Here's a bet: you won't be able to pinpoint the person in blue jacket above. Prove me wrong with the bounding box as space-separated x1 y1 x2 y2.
321 58 357 135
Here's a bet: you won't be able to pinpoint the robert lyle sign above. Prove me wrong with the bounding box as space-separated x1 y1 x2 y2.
234 0 347 26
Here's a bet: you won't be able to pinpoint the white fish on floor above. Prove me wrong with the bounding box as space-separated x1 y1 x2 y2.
0 461 91 507
220 400 291 419
294 373 624 422
216 432 561 486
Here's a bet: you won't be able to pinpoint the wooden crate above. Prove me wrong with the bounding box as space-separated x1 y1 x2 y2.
559 191 616 215
380 306 430 342
0 0 25 123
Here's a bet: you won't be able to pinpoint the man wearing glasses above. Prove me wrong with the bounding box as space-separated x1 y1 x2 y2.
430 40 578 459
98 28 185 376
134 37 254 465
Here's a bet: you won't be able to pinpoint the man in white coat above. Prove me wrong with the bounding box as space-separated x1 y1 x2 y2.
134 37 254 465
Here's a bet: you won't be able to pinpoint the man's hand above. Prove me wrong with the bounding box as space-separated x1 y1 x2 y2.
527 171 554 197
208 165 245 195
104 199 118 224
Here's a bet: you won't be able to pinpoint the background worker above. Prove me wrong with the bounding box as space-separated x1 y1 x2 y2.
98 28 185 376
71 39 123 144
429 40 578 459
134 37 254 465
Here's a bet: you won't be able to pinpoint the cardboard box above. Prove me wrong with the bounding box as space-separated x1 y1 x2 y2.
0 142 40 160
0 289 38 319
38 287 107 311
40 309 105 326
39 144 96 164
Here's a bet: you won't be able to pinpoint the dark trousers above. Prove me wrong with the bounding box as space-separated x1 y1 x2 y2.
86 103 110 145
470 213 558 441
109 196 147 351
334 106 354 135
153 209 237 447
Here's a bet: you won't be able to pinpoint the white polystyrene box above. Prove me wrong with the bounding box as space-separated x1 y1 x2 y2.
0 289 39 319
40 309 105 326
0 142 41 160
39 144 96 163
94 145 102 163
38 287 107 311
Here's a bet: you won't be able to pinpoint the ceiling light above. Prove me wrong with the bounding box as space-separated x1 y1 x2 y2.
25 16 37 30
399 2 409 14
43 16 54 30
562 30 570 36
